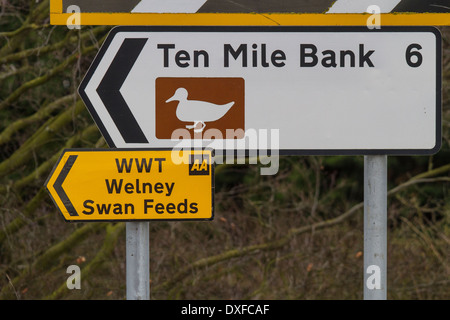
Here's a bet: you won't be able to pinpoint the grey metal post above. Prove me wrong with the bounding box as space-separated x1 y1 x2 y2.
363 155 387 300
126 222 150 300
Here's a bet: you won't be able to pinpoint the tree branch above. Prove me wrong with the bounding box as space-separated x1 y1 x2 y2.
44 222 125 300
153 166 450 294
0 99 86 179
0 94 75 145
0 42 97 110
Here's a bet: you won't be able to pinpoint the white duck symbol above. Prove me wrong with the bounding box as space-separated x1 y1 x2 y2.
166 87 235 133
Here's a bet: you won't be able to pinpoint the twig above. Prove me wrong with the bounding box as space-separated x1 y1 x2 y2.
0 94 75 145
44 222 125 300
0 222 107 299
0 43 97 110
0 99 86 179
0 26 107 65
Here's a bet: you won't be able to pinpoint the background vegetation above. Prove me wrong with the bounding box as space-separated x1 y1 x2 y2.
0 0 448 300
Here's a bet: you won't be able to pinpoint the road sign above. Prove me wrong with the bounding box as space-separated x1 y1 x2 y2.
51 0 450 25
79 26 441 155
45 149 214 222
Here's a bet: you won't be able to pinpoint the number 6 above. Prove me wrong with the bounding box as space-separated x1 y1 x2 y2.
406 44 423 68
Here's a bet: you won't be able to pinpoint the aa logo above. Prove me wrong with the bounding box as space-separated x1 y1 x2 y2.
189 155 210 176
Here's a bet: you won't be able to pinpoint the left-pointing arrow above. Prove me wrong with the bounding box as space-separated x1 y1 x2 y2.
52 155 79 217
96 38 149 144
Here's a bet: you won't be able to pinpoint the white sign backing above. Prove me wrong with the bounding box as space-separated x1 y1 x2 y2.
79 26 441 155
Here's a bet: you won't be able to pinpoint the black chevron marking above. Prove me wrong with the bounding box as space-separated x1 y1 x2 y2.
63 0 141 12
393 0 450 12
53 155 78 217
97 38 149 143
61 0 450 13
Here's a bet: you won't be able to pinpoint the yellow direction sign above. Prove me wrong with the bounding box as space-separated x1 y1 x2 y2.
51 0 450 26
45 149 214 222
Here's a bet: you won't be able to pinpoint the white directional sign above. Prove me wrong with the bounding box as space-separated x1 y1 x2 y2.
79 26 441 155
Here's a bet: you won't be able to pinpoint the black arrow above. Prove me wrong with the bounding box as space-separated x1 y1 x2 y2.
53 155 78 217
96 38 149 144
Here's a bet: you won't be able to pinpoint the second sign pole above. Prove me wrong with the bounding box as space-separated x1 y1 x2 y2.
126 222 150 300
363 155 387 300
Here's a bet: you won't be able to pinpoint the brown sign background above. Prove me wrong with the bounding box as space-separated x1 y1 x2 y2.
155 77 245 139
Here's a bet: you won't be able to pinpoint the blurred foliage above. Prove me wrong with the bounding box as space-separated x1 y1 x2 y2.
0 0 449 300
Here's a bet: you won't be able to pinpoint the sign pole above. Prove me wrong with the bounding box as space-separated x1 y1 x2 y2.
126 222 150 300
363 155 387 300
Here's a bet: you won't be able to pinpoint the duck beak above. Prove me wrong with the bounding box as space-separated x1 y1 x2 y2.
166 94 175 103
